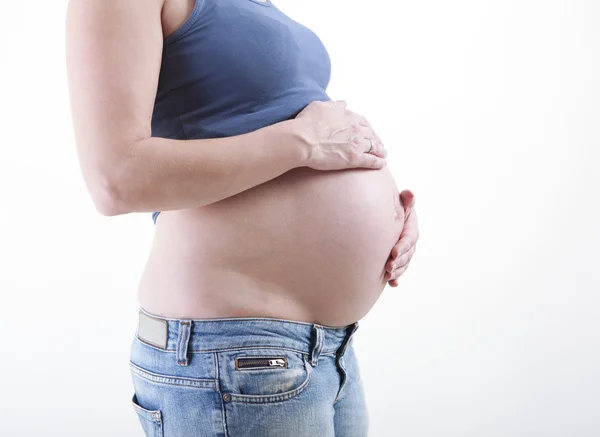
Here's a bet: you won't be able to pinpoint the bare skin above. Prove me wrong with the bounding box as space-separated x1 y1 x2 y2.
66 0 415 328
154 0 405 324
138 165 405 327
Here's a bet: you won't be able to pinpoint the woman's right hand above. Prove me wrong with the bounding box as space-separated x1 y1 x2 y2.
293 100 388 171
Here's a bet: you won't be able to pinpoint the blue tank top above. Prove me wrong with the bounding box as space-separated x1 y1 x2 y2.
151 0 332 224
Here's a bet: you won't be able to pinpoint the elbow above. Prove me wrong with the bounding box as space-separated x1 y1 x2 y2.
94 193 123 217
88 170 130 217
79 139 144 217
85 141 145 217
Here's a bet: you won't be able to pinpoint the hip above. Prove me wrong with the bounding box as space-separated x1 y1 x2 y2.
129 308 369 436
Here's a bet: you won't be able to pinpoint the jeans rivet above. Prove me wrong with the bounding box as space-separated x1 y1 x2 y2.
223 393 231 402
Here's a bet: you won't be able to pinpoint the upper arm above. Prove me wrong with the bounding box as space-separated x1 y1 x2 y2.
65 0 165 214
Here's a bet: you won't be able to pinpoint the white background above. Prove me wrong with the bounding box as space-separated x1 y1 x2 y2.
0 0 599 435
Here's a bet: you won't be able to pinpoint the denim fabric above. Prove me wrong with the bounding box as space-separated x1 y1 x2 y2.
129 308 369 436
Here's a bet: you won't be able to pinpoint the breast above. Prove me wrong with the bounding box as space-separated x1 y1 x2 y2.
153 0 332 140
142 166 404 326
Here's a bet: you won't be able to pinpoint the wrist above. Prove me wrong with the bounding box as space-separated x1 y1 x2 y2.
276 118 312 168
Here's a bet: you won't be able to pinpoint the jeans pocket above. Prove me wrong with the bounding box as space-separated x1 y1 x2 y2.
131 394 164 437
218 347 313 404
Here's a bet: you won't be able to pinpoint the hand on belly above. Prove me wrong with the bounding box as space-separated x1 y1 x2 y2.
142 166 404 326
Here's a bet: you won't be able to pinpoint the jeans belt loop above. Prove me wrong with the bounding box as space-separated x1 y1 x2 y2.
309 324 324 367
337 321 359 359
176 320 192 366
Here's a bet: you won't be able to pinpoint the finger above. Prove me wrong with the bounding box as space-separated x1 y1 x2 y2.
401 214 420 246
362 118 383 147
334 99 347 108
360 135 386 158
390 264 409 281
391 237 414 259
359 152 387 169
385 264 407 282
355 114 370 127
399 223 419 248
386 246 415 272
394 247 416 277
352 141 386 169
385 253 411 279
386 245 416 272
399 190 415 210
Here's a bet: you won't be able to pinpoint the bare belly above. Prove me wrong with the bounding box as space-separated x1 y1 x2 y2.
137 166 405 327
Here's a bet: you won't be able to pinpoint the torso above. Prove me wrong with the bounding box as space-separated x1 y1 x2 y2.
138 0 405 327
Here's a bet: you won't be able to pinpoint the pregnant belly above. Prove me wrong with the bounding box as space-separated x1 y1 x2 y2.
138 166 405 327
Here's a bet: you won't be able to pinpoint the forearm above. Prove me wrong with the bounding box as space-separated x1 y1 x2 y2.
105 119 308 215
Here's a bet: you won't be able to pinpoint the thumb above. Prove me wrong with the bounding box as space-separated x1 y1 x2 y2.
399 190 415 210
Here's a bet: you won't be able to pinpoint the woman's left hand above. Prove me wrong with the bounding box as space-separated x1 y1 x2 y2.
384 190 419 287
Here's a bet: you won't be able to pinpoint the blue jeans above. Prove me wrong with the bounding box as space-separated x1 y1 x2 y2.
129 308 369 436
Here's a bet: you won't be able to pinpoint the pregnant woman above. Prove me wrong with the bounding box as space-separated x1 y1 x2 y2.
66 0 419 435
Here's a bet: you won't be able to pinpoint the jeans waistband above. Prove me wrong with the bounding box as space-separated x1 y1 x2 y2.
136 307 359 367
